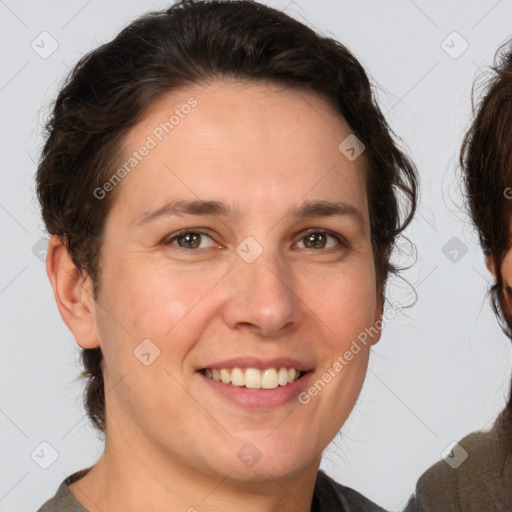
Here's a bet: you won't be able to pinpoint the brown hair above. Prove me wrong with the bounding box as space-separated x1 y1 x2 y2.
459 40 512 429
36 0 417 434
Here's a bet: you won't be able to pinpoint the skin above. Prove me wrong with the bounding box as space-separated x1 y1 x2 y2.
47 79 383 512
487 249 512 308
502 249 512 293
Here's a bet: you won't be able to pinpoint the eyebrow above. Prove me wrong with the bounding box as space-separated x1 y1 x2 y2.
136 199 365 227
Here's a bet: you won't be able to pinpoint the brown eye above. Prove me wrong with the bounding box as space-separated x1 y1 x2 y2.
303 232 328 249
164 229 216 250
176 232 201 249
296 229 346 251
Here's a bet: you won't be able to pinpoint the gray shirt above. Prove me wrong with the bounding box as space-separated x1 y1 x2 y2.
37 468 387 511
404 407 512 511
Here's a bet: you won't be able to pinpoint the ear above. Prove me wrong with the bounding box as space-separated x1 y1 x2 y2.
485 254 496 278
370 296 384 346
46 235 100 349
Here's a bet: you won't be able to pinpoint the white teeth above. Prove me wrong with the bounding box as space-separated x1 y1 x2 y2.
202 367 304 389
231 368 245 386
245 368 261 389
278 367 288 386
261 368 279 389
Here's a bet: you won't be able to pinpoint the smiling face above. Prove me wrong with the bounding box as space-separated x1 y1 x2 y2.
76 79 381 486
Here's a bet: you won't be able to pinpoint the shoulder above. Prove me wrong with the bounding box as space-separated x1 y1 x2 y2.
313 469 387 512
36 468 91 512
403 410 512 512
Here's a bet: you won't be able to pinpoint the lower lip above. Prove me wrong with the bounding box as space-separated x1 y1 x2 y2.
197 371 314 409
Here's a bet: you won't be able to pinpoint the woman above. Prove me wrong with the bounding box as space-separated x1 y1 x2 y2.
35 1 417 510
404 43 512 511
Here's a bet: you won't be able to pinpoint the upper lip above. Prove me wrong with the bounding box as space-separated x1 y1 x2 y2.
197 356 314 372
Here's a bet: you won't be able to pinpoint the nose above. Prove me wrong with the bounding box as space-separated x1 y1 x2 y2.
222 248 302 338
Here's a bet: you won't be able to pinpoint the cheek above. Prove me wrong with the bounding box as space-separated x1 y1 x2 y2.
502 251 512 288
96 258 239 376
93 269 207 411
305 265 377 346
131 281 192 334
95 264 207 359
500 255 512 315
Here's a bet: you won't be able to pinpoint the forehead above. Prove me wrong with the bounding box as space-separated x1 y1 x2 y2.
109 79 369 224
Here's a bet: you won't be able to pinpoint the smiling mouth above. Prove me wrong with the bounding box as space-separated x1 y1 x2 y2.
199 367 307 390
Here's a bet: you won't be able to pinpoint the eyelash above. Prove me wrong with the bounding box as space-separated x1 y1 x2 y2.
163 228 348 253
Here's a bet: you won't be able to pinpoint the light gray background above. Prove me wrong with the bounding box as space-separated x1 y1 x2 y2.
2 1 512 510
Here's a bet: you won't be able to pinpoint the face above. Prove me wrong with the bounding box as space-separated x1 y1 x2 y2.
494 240 512 311
85 80 382 481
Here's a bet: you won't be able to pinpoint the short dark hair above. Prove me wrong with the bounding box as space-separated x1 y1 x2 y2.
459 40 512 431
36 0 417 434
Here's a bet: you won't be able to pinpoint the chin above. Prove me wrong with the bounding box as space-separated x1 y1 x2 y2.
216 439 314 482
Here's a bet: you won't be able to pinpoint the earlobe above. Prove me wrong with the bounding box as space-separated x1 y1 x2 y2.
46 235 100 349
